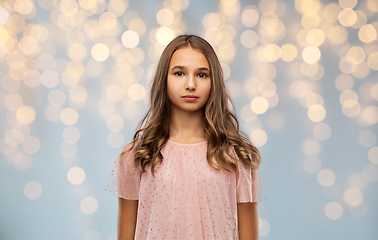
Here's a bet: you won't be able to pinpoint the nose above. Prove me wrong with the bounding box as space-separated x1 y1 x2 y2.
185 74 196 90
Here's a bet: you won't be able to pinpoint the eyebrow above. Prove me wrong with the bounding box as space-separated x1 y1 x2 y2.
170 65 210 72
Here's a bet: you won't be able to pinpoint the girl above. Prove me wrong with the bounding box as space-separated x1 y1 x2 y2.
106 34 265 240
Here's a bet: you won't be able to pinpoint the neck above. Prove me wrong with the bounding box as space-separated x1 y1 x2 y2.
169 105 206 140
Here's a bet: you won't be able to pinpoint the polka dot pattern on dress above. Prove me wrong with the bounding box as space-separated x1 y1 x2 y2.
106 140 261 239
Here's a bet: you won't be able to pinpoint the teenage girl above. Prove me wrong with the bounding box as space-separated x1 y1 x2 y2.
107 34 263 240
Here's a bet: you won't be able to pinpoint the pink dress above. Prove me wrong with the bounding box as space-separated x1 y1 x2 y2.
109 140 259 239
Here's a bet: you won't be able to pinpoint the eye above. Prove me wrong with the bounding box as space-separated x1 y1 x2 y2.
174 71 184 76
198 73 208 78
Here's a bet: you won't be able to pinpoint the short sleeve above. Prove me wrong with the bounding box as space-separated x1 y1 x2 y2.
235 159 259 203
105 142 142 200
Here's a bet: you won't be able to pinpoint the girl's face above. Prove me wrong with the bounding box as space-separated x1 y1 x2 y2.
167 47 211 112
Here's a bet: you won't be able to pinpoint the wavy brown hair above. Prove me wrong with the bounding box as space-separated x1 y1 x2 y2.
119 34 261 177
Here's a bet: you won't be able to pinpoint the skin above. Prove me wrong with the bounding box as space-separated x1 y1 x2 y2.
117 46 259 239
167 46 211 144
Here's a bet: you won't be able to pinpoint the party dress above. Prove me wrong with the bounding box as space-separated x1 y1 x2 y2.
108 139 259 239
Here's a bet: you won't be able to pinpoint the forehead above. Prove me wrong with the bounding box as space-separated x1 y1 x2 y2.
169 47 209 68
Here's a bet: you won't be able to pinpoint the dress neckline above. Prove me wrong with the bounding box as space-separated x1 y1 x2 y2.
167 139 207 146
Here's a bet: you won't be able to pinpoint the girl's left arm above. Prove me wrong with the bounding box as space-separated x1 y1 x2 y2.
237 202 259 240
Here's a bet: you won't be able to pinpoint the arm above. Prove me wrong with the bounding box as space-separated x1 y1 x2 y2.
237 202 259 240
117 198 138 240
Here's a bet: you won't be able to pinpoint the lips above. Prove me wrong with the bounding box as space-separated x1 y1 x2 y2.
182 95 198 98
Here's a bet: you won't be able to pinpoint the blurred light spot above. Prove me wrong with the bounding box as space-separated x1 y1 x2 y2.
86 59 104 78
226 80 241 99
23 181 42 199
156 27 175 45
259 80 276 98
358 129 376 147
363 164 378 182
80 196 98 214
259 219 270 237
302 46 321 64
16 105 36 125
301 11 320 29
352 61 370 79
323 3 341 22
344 188 363 206
334 74 354 91
106 114 124 132
308 104 326 122
68 43 87 61
258 64 276 80
78 0 96 10
219 0 241 16
83 229 101 240
358 24 377 43
18 36 38 55
60 0 78 16
48 89 66 107
368 146 378 164
128 18 146 36
63 126 80 143
67 167 85 185
322 183 340 198
60 108 79 125
121 30 139 48
363 106 378 124
346 46 365 64
241 7 259 27
318 169 336 187
289 80 308 98
13 151 32 170
91 43 109 62
367 0 378 12
22 136 40 154
250 96 269 114
280 44 297 62
41 70 59 88
338 8 357 27
240 30 258 48
302 138 321 156
339 56 357 73
29 24 49 43
37 53 55 71
107 0 127 17
4 93 23 111
342 101 360 117
45 105 62 122
350 201 369 217
266 111 285 131
313 123 331 141
99 12 117 30
240 105 257 122
14 0 34 15
263 44 280 62
304 156 322 174
348 172 368 190
106 84 124 102
59 142 77 158
0 7 10 25
367 52 378 70
128 83 145 101
157 8 174 26
351 10 367 29
324 202 343 220
107 131 124 148
250 128 267 147
306 29 325 46
339 89 358 108
339 0 358 9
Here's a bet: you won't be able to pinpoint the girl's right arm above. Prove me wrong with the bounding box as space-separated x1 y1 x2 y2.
117 198 138 240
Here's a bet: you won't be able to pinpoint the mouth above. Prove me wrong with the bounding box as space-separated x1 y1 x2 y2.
182 96 198 101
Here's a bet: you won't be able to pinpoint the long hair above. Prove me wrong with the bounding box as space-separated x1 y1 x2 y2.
119 34 261 177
